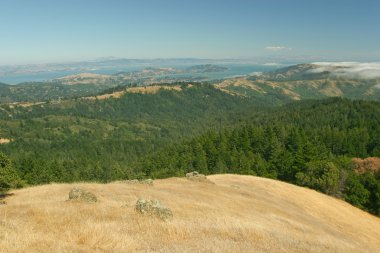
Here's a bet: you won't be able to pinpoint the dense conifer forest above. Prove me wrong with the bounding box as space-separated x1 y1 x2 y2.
137 98 380 215
0 84 267 183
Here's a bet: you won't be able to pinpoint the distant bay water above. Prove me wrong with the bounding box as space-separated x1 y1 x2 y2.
0 64 282 85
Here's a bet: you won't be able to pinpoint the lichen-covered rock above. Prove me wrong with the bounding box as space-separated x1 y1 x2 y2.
141 179 153 185
68 188 97 203
186 171 199 177
135 199 173 221
186 171 209 182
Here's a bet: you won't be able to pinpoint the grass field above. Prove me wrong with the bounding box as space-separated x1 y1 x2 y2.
1 174 379 253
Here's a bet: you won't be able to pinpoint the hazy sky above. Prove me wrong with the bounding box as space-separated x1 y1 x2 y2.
1 0 379 65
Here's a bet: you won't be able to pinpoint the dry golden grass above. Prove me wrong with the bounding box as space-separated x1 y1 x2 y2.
319 80 343 97
58 73 112 85
84 85 183 101
85 90 126 100
214 78 360 100
1 174 379 253
126 85 182 94
0 138 12 144
216 79 266 94
9 102 46 108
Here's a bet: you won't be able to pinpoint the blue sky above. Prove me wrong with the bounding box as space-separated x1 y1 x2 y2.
0 0 379 64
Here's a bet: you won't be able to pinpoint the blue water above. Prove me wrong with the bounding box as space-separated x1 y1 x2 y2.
0 64 281 85
0 67 143 85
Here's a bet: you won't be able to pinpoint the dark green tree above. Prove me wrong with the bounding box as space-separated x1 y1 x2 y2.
295 160 340 195
0 153 23 193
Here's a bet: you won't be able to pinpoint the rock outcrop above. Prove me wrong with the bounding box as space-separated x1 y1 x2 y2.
68 188 97 203
135 199 173 221
186 171 209 182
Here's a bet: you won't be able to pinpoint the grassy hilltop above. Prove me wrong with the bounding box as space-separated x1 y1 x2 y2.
1 174 380 253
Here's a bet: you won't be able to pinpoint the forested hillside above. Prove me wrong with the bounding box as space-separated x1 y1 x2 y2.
0 84 270 184
0 77 379 216
0 81 123 103
137 98 380 215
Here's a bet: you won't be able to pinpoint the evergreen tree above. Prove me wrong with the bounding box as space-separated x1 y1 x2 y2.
0 153 22 193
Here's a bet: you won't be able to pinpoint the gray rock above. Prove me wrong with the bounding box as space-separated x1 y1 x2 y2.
68 188 97 203
142 179 153 185
186 171 199 177
135 199 173 221
186 171 209 182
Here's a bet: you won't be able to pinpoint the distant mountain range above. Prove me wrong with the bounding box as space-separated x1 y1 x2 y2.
0 58 248 78
0 64 230 103
0 63 379 104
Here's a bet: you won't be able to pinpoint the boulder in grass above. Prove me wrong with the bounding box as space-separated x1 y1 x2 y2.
135 199 173 221
186 171 209 182
141 179 154 185
68 188 97 203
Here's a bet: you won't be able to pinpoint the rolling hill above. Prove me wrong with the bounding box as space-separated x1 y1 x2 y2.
1 63 380 104
0 64 229 104
67 63 380 102
216 64 380 100
1 174 379 252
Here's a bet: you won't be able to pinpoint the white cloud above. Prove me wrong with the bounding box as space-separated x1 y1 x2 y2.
263 62 283 66
309 62 380 79
265 46 292 51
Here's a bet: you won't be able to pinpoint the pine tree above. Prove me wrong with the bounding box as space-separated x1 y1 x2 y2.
0 153 23 193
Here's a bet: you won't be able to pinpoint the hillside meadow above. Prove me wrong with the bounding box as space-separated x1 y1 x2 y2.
1 174 379 253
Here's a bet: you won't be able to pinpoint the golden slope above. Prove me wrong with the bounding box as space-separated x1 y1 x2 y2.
57 73 112 85
1 175 379 253
126 85 182 94
216 79 267 94
83 85 182 100
214 78 360 100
